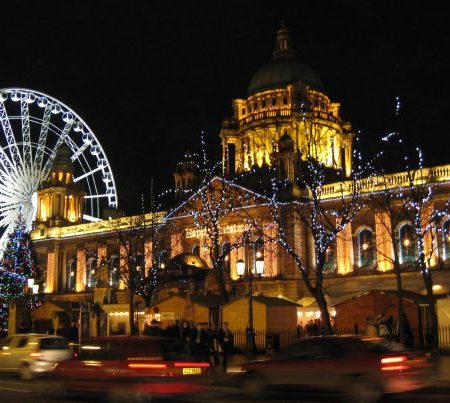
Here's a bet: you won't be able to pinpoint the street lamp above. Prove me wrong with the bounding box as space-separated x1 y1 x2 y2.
236 247 265 355
236 259 245 277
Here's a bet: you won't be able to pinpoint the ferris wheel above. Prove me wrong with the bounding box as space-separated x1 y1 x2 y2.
0 87 118 250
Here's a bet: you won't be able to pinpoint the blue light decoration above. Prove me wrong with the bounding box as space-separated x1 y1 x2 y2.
0 214 41 334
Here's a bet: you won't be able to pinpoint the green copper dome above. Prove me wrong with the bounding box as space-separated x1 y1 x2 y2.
51 142 74 174
247 24 324 96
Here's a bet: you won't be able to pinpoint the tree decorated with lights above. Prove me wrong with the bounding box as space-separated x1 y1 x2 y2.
109 194 169 335
0 213 39 333
396 146 448 348
371 98 449 347
166 133 265 303
265 104 370 335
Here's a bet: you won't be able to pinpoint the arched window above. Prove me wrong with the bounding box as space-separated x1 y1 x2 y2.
399 224 417 265
443 220 450 261
192 245 200 257
358 229 374 268
221 242 231 272
66 258 76 291
86 256 97 288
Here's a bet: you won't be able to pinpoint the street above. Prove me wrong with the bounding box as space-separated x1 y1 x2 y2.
1 374 450 403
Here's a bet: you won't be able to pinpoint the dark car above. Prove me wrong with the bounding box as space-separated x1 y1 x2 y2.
47 336 211 402
226 336 433 403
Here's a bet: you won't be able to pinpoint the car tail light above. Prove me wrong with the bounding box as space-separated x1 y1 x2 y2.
381 355 410 371
128 363 168 369
173 362 210 368
30 352 42 358
381 356 407 364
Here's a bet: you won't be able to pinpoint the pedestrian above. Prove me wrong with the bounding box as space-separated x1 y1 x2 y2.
143 319 163 336
378 313 390 339
68 321 79 342
386 315 395 340
402 313 414 348
218 321 234 369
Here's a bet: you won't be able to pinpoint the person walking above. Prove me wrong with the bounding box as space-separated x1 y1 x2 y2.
218 321 234 369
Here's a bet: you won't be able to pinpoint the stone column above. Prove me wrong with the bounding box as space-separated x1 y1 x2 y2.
422 203 438 268
76 248 86 292
375 210 394 271
336 220 354 275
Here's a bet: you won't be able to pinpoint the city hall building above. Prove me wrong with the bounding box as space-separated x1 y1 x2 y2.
17 25 450 337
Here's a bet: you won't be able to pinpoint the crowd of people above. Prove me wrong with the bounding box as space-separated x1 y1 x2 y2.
143 319 234 368
367 312 415 347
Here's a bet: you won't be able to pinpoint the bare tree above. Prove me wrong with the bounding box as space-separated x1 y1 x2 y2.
398 150 449 348
266 107 368 335
109 211 166 334
167 173 266 303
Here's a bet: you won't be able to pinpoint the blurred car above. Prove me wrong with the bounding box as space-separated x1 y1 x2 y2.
48 335 211 402
0 333 72 379
227 336 434 403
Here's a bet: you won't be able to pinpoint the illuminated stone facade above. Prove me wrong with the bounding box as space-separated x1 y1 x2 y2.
25 25 450 336
220 24 353 177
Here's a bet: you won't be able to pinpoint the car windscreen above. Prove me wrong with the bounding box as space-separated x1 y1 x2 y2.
39 337 69 350
78 339 198 361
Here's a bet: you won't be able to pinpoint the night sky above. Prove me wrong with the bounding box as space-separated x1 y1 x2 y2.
2 1 449 214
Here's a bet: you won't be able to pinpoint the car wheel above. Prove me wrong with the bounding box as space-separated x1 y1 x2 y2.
344 375 382 403
19 364 33 380
242 374 265 398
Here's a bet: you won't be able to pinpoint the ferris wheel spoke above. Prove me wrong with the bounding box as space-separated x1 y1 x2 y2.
0 102 23 167
0 147 15 174
41 135 65 178
41 120 74 178
21 99 33 172
71 141 90 160
73 166 102 182
34 103 52 176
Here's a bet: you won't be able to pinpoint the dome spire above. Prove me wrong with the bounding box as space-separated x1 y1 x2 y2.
273 22 296 59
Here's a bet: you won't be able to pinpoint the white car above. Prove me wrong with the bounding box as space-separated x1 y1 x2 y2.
0 333 72 379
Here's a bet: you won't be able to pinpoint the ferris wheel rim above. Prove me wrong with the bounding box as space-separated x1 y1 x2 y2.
0 87 118 209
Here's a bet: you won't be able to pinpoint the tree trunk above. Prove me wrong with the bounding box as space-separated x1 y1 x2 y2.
423 270 439 348
213 243 229 303
128 288 137 335
214 260 229 303
393 265 405 344
314 290 333 335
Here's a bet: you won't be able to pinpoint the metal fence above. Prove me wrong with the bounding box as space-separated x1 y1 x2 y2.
231 325 450 352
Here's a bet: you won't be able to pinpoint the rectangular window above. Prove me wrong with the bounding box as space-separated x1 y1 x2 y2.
283 97 288 105
262 100 266 108
241 108 246 115
272 97 277 106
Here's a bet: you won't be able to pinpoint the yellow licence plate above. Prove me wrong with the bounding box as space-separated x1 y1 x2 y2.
183 367 201 375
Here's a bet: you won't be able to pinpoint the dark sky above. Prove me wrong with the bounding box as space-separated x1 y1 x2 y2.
2 1 450 214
